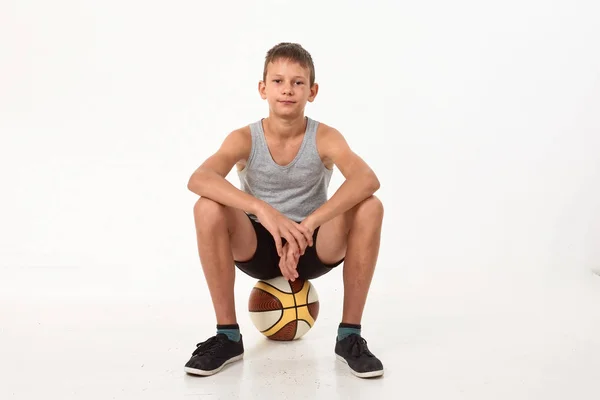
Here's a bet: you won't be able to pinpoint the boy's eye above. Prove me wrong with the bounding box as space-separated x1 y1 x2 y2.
271 79 304 85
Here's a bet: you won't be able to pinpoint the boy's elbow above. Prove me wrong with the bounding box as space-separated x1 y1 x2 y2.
187 178 197 193
373 179 380 193
352 171 379 194
187 178 196 192
369 173 380 193
187 170 205 193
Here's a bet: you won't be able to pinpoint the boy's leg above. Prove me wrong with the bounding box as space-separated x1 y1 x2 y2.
185 197 257 377
315 195 384 325
193 197 257 325
314 195 385 378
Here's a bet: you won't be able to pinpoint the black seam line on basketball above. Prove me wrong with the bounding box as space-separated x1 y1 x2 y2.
248 289 317 311
248 289 316 311
254 308 316 334
259 308 284 333
250 303 316 312
291 281 298 339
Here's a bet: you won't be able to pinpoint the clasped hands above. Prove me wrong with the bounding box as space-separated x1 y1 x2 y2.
255 203 316 282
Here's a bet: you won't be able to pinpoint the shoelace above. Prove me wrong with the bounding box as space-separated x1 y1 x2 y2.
192 335 227 356
348 335 375 358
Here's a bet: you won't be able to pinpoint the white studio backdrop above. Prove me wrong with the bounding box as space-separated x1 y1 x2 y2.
0 0 599 298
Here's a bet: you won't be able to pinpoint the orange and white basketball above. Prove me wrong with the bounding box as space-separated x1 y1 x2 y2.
248 276 319 341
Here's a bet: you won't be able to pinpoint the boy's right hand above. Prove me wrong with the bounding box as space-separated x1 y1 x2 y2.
254 203 314 259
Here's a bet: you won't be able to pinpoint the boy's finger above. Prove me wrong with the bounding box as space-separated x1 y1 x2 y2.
283 233 300 257
274 235 283 257
295 223 313 246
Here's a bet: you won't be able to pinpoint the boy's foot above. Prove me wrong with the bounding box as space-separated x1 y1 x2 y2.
335 334 384 378
184 333 244 376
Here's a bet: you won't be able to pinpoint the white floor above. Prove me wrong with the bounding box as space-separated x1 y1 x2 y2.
1 265 600 400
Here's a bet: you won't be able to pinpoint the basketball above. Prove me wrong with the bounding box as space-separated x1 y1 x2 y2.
248 276 320 341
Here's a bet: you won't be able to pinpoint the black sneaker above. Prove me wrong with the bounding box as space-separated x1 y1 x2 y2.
335 334 384 378
184 333 244 376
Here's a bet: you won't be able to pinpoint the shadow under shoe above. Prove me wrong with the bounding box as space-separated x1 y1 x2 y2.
335 333 384 378
184 333 244 376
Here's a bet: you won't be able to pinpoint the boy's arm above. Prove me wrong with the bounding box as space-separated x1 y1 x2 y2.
187 128 261 214
188 127 313 258
304 125 380 230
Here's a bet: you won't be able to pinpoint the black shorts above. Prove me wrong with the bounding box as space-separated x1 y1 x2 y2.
234 214 344 280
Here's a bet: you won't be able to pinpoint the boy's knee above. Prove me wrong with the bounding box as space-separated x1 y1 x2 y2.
354 195 384 222
194 197 227 228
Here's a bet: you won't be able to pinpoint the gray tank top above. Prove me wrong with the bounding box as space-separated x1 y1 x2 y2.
237 117 333 223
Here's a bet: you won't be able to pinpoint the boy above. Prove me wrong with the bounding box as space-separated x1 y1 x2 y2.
184 42 384 379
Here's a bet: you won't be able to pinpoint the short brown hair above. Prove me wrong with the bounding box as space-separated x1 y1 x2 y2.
263 42 315 86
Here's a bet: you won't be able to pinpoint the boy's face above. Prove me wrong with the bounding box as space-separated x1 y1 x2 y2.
259 59 318 118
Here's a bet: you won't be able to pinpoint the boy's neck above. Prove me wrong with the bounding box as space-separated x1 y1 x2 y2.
263 114 306 140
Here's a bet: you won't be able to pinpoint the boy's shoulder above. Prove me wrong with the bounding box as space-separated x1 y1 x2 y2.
315 120 350 150
313 120 357 169
315 120 338 136
215 124 252 161
232 124 252 136
224 124 252 145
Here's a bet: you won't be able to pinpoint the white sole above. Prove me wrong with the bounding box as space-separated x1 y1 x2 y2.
336 355 384 378
184 353 244 376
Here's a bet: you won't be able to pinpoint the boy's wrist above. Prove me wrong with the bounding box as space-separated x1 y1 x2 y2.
302 214 319 232
248 198 266 216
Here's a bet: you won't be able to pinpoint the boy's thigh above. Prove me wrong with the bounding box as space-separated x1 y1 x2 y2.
234 216 281 280
313 212 349 266
223 206 258 264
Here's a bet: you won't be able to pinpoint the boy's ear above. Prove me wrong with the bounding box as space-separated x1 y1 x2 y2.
258 81 267 100
308 82 319 102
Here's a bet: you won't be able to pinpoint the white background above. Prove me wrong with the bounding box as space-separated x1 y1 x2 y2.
1 1 600 398
2 0 599 294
